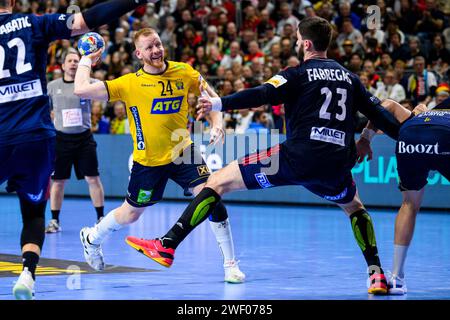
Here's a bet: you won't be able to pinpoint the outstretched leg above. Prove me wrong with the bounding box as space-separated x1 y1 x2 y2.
338 190 387 295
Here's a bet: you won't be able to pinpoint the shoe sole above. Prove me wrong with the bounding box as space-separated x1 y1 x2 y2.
80 229 104 271
13 284 33 300
388 288 407 295
45 229 61 233
224 277 245 284
368 287 388 295
125 239 172 268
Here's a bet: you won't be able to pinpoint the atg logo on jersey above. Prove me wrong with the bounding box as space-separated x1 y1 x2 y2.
151 96 184 114
255 173 273 189
310 127 346 146
129 106 145 150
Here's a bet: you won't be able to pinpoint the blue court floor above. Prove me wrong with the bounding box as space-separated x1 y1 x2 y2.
0 194 449 300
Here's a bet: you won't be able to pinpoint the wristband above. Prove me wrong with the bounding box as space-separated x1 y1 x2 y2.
78 56 92 68
360 128 376 142
210 97 223 112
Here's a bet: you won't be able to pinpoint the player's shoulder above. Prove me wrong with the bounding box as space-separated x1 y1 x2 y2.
168 61 194 73
110 72 136 82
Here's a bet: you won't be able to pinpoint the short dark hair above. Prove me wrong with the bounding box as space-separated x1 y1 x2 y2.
62 48 80 63
0 0 10 7
298 17 332 51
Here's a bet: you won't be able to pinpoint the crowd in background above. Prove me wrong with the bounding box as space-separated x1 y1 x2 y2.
15 0 450 134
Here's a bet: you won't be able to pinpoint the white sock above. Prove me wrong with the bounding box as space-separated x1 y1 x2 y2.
392 244 409 278
88 209 123 245
209 218 235 265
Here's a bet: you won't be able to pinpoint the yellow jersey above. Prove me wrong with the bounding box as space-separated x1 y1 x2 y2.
105 61 206 166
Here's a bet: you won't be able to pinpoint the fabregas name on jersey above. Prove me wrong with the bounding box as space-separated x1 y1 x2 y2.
306 68 352 84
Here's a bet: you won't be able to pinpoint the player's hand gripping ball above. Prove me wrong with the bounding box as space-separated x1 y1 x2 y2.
78 32 105 56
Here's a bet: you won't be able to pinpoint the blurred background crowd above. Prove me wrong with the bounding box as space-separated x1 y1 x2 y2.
14 0 450 135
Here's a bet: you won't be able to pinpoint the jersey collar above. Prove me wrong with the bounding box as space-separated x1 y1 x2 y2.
141 60 170 76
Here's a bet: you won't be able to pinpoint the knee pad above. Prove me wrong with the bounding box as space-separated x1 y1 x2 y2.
209 201 228 222
19 197 46 249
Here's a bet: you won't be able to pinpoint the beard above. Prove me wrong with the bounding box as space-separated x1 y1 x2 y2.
143 56 165 69
296 43 304 61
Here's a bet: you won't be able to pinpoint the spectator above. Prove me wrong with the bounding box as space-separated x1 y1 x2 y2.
91 101 110 134
142 3 159 30
242 4 260 32
281 22 296 40
389 32 410 63
348 52 363 73
250 57 265 83
223 22 240 48
334 1 361 31
336 18 364 55
235 109 254 134
292 0 313 19
248 111 270 133
363 60 382 88
256 8 276 37
364 25 385 46
379 52 393 72
428 34 450 66
279 37 294 65
316 2 334 22
261 26 281 55
108 28 133 65
205 25 224 56
276 2 300 35
160 16 177 60
427 83 450 109
395 0 421 34
257 0 275 15
110 101 130 135
287 56 301 67
359 71 377 95
415 0 446 34
406 55 438 104
374 69 407 102
394 59 409 89
107 51 125 79
194 0 212 28
341 39 355 67
193 46 208 71
406 36 427 67
244 40 264 63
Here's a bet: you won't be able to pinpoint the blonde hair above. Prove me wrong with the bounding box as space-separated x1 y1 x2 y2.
133 28 157 46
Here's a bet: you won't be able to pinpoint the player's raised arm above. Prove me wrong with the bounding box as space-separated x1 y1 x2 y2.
70 0 159 36
74 50 108 101
197 70 293 117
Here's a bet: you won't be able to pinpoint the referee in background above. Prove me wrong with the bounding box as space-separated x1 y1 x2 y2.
46 49 105 233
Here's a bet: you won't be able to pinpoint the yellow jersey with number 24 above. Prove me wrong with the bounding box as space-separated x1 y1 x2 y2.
105 61 206 167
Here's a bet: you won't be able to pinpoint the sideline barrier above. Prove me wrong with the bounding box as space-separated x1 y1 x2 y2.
1 133 449 209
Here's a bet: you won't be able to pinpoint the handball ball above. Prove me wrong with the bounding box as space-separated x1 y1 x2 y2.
78 32 105 56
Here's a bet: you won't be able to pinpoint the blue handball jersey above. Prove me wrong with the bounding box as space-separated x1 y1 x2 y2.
402 97 450 130
0 12 72 146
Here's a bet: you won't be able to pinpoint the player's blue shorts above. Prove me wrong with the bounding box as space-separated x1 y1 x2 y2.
126 144 211 207
238 144 356 204
396 124 450 191
0 137 55 203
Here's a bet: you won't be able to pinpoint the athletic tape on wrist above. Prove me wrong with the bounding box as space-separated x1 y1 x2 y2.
360 128 376 142
78 56 92 68
210 97 223 112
